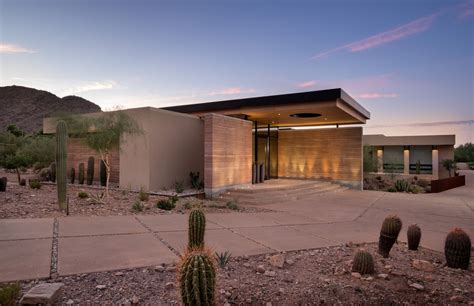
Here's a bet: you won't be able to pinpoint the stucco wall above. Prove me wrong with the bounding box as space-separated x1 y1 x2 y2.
438 145 454 179
278 127 363 188
203 113 252 198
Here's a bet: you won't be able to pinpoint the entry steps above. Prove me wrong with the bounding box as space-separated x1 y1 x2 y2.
218 180 347 206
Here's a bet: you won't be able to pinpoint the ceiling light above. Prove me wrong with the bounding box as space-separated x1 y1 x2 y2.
289 113 321 118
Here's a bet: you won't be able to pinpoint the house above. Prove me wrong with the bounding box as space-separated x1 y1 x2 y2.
43 88 453 197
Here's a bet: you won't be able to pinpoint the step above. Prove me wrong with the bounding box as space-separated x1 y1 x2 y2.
228 181 321 195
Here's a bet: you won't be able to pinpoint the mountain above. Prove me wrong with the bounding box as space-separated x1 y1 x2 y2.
0 85 102 134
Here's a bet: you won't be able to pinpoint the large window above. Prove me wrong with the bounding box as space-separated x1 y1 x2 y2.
383 146 404 173
409 146 432 174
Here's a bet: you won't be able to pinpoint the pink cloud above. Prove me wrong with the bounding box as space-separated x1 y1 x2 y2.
208 87 255 96
358 93 398 99
458 0 474 19
296 80 318 89
312 13 438 60
0 42 35 54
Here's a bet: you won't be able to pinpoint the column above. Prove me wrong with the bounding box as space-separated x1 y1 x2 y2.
432 146 439 179
403 146 410 175
377 147 384 173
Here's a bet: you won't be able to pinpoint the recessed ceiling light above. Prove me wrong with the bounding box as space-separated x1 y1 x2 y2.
289 113 321 118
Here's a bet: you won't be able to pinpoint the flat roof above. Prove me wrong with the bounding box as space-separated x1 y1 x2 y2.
363 134 456 146
163 88 370 127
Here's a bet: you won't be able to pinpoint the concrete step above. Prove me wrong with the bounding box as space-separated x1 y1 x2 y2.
227 181 321 195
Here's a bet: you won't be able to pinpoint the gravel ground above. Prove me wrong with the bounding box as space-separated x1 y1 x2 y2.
15 242 474 305
0 181 269 219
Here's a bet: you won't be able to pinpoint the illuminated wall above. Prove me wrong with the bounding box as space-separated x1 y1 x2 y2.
277 127 363 189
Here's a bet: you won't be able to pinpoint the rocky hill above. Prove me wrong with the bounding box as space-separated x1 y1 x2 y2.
0 85 102 134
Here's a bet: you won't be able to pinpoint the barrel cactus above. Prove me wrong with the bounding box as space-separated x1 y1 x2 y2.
188 208 206 250
78 163 85 184
179 249 216 306
378 215 402 258
407 224 421 251
99 160 107 187
50 162 56 182
445 228 471 270
86 156 94 185
70 167 75 184
56 120 68 211
0 177 7 192
352 251 374 275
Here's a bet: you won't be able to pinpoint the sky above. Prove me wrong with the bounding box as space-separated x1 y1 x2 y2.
0 0 473 145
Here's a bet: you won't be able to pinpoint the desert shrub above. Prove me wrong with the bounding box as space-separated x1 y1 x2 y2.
89 192 106 204
215 251 231 269
183 202 192 210
189 171 203 189
157 198 176 210
29 179 41 189
132 200 144 212
387 187 396 192
138 187 149 202
174 181 184 194
78 191 89 199
0 283 20 306
454 142 474 162
442 159 456 177
226 200 239 210
394 179 410 192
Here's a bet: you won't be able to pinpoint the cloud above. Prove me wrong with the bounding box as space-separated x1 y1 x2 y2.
296 80 318 89
61 80 117 95
208 87 255 96
458 0 474 19
358 93 398 99
366 120 473 129
0 43 36 54
312 13 438 60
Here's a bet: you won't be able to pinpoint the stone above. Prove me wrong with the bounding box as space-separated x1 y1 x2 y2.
269 254 285 269
384 265 393 270
377 273 389 280
115 272 124 276
66 299 74 305
390 270 406 277
166 266 177 272
165 282 175 290
243 263 251 268
264 270 276 277
20 283 64 305
412 259 435 272
285 259 294 265
154 265 165 272
131 295 140 304
266 303 273 306
450 296 464 302
256 265 266 273
409 283 425 291
96 285 107 290
362 276 374 281
351 272 361 279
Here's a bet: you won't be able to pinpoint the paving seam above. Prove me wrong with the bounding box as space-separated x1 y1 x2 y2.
0 237 54 242
459 196 474 214
50 218 59 278
362 206 474 222
353 192 386 221
221 226 278 253
287 224 354 245
58 231 149 238
133 216 180 257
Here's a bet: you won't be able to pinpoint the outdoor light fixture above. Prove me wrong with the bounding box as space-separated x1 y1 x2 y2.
289 113 321 118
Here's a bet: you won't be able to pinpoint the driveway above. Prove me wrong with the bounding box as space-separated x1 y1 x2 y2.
1 171 472 282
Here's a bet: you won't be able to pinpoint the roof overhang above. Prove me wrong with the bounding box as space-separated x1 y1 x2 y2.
163 88 370 127
363 134 456 146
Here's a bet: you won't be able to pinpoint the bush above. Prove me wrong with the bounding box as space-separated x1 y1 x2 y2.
78 191 89 199
454 142 474 162
29 179 41 189
226 200 239 210
183 202 192 210
174 181 184 194
0 283 21 306
138 187 149 202
387 187 396 192
132 200 144 212
157 198 176 210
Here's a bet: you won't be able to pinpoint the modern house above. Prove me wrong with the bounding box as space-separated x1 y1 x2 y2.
362 134 455 179
43 88 455 197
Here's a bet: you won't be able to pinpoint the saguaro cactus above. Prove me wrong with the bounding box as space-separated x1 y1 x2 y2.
86 156 94 185
445 228 471 270
78 163 85 184
407 224 422 251
50 162 56 182
56 120 68 211
188 208 206 250
100 160 107 187
70 167 75 184
179 250 216 306
378 215 402 258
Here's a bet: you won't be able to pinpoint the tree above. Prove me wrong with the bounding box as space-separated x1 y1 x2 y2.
6 124 25 137
4 153 31 183
441 159 456 177
454 143 474 162
65 111 142 196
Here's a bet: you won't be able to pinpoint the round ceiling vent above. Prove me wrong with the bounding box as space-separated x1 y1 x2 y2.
289 113 321 118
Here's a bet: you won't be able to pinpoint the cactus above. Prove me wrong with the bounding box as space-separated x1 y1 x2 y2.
50 162 56 182
179 249 216 306
100 160 107 187
352 251 374 275
86 156 94 185
20 178 26 186
0 177 7 192
395 179 410 192
445 228 471 270
378 215 402 258
78 163 85 184
188 208 206 250
56 120 68 211
70 167 75 184
407 224 421 251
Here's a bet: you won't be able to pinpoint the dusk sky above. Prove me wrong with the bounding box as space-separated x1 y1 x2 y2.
1 0 473 145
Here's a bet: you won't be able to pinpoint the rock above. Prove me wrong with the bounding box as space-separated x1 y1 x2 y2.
362 276 374 281
115 272 124 276
256 265 266 273
165 282 175 290
20 283 64 305
265 303 272 306
285 259 294 265
66 299 74 305
224 303 231 306
409 283 425 291
243 263 251 268
450 296 464 302
351 272 361 279
96 285 107 290
166 266 177 272
412 259 435 272
377 273 389 280
384 265 393 270
269 254 285 268
131 295 140 304
154 265 165 272
390 270 406 277
264 270 276 277
278 288 285 294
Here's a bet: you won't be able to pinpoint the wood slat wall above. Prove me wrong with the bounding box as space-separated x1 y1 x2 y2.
203 114 252 195
278 127 362 186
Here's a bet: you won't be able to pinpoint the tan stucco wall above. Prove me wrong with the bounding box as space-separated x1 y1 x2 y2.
438 145 454 179
278 127 363 188
203 113 252 198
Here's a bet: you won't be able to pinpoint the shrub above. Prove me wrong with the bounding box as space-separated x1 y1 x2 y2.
132 200 144 212
0 283 21 306
29 179 41 189
215 251 231 269
189 171 202 189
445 228 471 270
89 192 106 204
78 191 89 199
394 179 410 192
138 187 149 202
183 202 192 210
226 200 239 210
378 215 402 258
387 187 396 192
175 181 184 194
157 198 176 210
352 251 374 275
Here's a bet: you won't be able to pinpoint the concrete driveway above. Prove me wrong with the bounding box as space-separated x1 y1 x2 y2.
1 171 472 282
